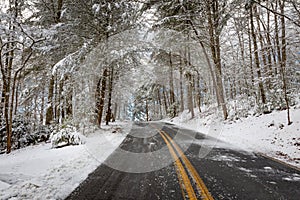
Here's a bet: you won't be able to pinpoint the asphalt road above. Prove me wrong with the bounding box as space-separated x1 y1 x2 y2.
66 122 300 200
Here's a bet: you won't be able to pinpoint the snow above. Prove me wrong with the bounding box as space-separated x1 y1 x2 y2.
238 167 252 173
166 108 300 169
282 175 300 182
50 126 86 148
263 167 273 171
0 181 10 190
0 123 127 200
1 107 299 198
210 155 241 162
92 4 100 14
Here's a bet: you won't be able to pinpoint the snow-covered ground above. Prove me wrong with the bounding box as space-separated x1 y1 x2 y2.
0 122 127 200
166 107 300 169
1 109 299 199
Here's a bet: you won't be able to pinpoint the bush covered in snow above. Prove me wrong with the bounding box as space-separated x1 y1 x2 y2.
50 125 86 148
0 117 51 153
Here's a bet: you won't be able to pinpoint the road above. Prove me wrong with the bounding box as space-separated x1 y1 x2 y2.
66 122 300 200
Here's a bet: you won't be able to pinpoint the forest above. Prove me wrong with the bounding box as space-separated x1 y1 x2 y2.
0 0 299 153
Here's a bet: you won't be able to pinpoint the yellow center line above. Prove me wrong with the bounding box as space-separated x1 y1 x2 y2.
159 131 197 200
160 129 214 200
176 164 187 200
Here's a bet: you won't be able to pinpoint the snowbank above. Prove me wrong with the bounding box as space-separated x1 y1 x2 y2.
167 108 300 169
0 123 127 200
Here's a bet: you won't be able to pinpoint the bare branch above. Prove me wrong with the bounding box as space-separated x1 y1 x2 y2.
253 0 300 27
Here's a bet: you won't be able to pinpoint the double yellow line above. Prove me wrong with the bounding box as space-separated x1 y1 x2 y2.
152 124 214 200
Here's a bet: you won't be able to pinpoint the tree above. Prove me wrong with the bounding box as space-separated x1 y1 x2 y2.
278 0 292 125
204 0 229 119
249 3 267 105
0 0 44 153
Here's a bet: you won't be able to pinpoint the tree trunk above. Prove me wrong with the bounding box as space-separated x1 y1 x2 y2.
0 86 5 125
248 21 255 91
186 72 194 118
54 74 58 122
66 90 72 117
33 95 37 130
169 53 175 105
206 1 228 119
255 7 270 90
274 1 281 77
8 70 23 153
14 80 19 115
169 52 176 117
105 66 114 125
40 88 45 124
234 18 249 96
95 77 101 123
145 99 149 121
162 86 168 115
188 22 220 116
157 88 163 119
55 0 63 23
279 0 291 125
179 61 184 113
4 42 14 154
46 75 55 125
250 5 266 105
4 84 10 153
97 68 108 127
196 73 201 113
265 1 275 82
57 79 64 124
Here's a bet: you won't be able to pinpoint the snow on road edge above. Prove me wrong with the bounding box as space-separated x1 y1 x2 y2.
165 108 300 169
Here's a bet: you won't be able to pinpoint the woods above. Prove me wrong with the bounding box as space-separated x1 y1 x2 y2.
0 0 299 153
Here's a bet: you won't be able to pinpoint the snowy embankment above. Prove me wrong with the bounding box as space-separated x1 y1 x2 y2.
166 108 300 169
0 122 127 200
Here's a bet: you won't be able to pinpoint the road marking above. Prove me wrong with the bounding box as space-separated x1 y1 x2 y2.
161 130 214 200
159 131 197 200
150 123 214 200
